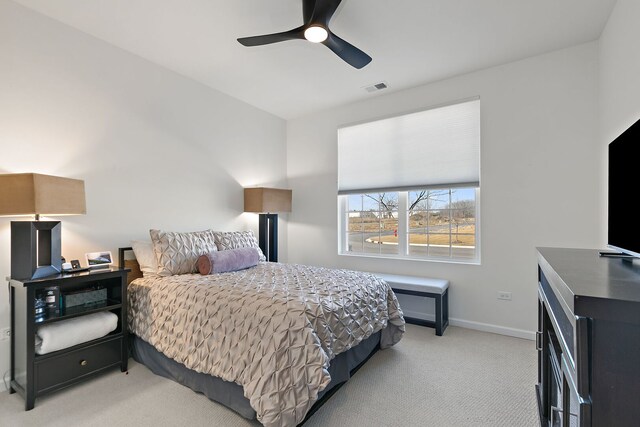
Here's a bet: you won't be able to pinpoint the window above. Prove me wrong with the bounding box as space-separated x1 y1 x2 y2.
344 192 400 257
337 99 480 263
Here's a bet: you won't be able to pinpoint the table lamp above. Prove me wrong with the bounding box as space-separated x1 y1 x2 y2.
0 173 86 279
244 187 291 262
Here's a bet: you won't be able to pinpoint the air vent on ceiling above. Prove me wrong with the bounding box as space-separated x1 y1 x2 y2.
364 82 388 93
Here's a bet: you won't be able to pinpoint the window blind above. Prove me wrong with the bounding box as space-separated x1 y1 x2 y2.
337 98 480 194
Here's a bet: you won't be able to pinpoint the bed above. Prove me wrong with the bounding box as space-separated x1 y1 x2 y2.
119 230 405 427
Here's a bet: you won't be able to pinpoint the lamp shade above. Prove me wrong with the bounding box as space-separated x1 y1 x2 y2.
244 187 292 213
0 173 86 216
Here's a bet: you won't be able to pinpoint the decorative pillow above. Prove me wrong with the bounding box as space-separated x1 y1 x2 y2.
197 247 260 275
131 240 158 277
213 230 266 261
150 229 217 276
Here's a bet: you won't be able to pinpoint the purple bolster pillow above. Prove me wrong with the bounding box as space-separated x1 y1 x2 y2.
197 247 260 275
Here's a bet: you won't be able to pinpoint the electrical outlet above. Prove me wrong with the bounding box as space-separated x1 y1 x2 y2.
0 327 10 341
497 291 512 301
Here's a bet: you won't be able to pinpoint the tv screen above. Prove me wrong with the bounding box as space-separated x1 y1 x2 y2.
608 118 640 257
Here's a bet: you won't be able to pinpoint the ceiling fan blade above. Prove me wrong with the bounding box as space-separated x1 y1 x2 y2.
302 0 315 23
237 27 304 47
309 0 343 25
322 32 372 69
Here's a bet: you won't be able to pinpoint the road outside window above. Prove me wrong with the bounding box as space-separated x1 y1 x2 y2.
341 187 478 263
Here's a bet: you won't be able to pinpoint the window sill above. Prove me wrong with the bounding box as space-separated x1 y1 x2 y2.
338 252 481 265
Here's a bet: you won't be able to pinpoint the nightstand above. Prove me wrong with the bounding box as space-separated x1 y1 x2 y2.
8 267 129 410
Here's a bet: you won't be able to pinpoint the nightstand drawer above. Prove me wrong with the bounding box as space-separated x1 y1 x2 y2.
35 337 122 393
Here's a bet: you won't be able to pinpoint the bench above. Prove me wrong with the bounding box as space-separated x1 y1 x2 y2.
376 273 449 336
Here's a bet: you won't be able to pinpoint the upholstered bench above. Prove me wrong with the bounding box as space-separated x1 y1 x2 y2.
376 273 449 336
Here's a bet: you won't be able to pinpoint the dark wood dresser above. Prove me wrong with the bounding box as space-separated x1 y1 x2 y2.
536 247 640 426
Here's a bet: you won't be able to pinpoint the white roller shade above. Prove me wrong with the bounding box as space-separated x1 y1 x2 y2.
338 98 480 194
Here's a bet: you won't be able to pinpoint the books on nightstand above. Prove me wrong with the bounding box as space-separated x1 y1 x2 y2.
35 287 60 322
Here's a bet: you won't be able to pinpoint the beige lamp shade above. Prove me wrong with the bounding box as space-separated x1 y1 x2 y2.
244 187 292 213
0 173 86 217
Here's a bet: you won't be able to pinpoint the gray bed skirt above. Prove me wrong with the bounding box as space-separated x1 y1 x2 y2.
131 330 382 421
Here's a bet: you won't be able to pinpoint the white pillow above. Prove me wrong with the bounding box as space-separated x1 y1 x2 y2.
131 240 159 276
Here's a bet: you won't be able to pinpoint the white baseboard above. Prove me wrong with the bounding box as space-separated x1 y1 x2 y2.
402 309 535 340
448 318 535 340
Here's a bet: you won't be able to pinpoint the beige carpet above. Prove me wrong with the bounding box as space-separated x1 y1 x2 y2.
0 325 537 426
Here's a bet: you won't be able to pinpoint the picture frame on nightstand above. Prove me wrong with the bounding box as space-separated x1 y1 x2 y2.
85 251 113 269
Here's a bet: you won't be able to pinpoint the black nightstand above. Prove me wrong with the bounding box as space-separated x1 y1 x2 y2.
8 267 129 410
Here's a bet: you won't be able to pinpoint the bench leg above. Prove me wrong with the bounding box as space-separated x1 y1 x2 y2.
435 294 443 336
436 289 449 336
443 289 449 333
435 290 449 336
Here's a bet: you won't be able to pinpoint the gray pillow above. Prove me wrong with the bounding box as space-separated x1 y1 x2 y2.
150 229 217 276
213 230 266 261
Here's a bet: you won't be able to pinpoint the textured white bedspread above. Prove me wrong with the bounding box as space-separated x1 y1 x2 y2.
128 262 405 427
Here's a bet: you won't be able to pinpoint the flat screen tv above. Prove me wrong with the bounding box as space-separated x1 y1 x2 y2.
608 118 640 257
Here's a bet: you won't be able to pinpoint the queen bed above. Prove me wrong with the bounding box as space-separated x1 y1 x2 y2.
119 229 405 427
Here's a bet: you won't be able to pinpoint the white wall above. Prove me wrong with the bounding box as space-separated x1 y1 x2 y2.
287 42 601 338
600 0 640 140
0 1 286 386
599 0 640 243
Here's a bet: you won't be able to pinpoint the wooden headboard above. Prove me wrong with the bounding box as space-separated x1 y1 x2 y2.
118 247 143 285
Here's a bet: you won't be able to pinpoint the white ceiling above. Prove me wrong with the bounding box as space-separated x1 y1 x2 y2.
13 0 616 119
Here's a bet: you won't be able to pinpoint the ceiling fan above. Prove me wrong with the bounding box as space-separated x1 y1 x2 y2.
237 0 372 69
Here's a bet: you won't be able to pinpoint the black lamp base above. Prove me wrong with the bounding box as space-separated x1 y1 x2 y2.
258 213 278 262
11 221 62 280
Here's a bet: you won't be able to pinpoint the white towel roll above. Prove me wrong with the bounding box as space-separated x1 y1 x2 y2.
36 311 118 355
